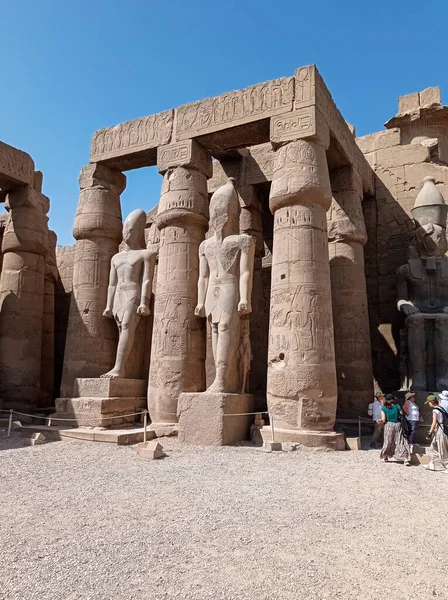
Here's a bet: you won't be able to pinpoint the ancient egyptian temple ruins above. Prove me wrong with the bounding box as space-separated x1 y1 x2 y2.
2 64 448 449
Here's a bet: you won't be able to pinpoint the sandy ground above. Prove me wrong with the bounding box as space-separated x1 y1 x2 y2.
1 430 447 600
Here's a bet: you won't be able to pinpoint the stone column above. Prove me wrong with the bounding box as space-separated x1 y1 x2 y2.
148 140 212 428
40 230 58 407
60 164 125 396
0 183 49 410
239 184 267 410
265 138 344 449
328 167 373 419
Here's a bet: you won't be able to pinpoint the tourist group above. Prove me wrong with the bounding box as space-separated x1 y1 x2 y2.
368 391 448 471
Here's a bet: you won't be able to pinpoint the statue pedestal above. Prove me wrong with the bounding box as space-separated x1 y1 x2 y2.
53 378 147 427
178 392 254 446
260 426 346 451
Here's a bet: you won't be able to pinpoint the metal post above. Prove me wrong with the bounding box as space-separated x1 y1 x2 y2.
270 413 275 443
7 409 13 438
47 416 52 427
358 417 361 440
143 410 148 444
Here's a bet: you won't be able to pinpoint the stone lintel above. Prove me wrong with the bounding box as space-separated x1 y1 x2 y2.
0 141 35 189
175 76 295 140
89 110 174 168
157 139 212 178
79 163 126 193
177 392 254 446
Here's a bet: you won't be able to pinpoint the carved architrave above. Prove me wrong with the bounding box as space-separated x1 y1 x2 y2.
0 142 34 188
175 77 295 140
90 110 174 163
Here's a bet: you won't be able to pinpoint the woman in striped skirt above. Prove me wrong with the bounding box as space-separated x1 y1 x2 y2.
378 394 411 466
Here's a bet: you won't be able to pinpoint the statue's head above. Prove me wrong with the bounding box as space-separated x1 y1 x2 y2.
412 176 448 228
122 209 146 248
209 178 240 240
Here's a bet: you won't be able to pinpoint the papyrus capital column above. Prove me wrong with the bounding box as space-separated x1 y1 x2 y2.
0 183 49 409
148 139 212 427
60 164 125 396
265 131 344 449
328 166 373 418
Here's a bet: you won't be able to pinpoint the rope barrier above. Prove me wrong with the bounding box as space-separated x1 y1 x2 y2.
0 408 147 422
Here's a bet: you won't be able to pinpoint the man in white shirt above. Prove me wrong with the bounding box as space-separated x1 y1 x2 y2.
369 394 385 448
438 390 448 412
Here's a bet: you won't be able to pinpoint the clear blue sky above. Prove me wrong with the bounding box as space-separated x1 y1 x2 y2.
2 0 447 246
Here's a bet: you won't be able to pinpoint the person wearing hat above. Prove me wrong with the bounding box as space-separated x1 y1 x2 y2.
377 394 411 465
403 391 422 453
368 393 385 448
423 394 448 473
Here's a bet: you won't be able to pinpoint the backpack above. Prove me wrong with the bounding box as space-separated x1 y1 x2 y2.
434 407 448 436
398 409 411 438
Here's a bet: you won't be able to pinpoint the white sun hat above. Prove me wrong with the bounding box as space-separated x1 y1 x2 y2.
438 390 448 401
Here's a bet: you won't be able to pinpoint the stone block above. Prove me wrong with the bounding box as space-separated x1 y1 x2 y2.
270 107 316 144
149 424 178 438
419 87 441 108
137 440 166 460
398 92 419 115
260 426 346 451
53 396 146 427
23 432 47 446
375 144 430 169
346 437 361 450
264 441 283 452
157 139 212 177
177 392 254 446
356 134 375 155
73 378 147 399
0 141 35 188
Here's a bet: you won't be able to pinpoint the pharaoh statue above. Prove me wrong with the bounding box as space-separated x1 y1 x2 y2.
102 209 156 379
195 178 255 393
397 176 448 391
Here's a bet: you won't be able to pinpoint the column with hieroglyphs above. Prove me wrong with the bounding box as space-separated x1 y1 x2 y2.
60 164 125 396
147 140 212 430
238 184 267 409
328 166 373 418
40 230 58 407
262 109 345 449
0 180 49 410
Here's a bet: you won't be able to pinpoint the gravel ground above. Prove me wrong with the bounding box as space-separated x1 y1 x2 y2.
1 430 447 600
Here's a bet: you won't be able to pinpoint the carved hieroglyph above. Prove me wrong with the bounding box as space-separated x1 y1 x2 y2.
195 178 255 393
176 77 294 139
102 209 156 379
90 110 173 163
266 139 340 439
397 176 448 391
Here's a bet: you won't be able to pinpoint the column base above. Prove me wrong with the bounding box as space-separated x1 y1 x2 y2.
178 392 254 446
53 377 146 427
260 426 346 451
